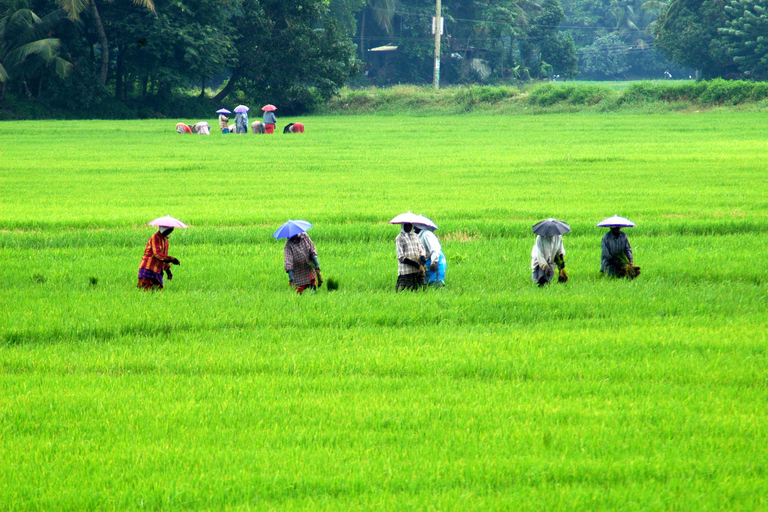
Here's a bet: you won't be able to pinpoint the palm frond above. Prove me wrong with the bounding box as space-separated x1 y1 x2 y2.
0 62 9 82
52 55 72 77
58 0 90 20
8 8 38 33
370 0 396 34
640 0 667 11
131 0 156 13
10 38 61 63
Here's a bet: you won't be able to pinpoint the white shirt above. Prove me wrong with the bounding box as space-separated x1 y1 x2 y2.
418 230 442 265
531 235 565 271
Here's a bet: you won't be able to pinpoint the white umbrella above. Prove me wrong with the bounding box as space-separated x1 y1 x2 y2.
596 215 636 228
413 214 438 231
389 212 423 225
148 215 188 228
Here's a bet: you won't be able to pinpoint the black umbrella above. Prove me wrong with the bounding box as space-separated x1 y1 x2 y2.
532 218 571 236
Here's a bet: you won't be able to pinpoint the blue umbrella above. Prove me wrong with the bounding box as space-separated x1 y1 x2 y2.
216 108 231 115
273 220 312 239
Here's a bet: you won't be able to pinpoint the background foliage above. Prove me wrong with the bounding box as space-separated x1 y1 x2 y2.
2 0 768 117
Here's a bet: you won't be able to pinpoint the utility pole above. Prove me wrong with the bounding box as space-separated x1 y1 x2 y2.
433 0 441 89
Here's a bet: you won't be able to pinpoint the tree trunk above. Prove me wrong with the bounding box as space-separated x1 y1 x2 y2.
199 77 206 98
213 71 239 103
360 8 366 61
90 0 110 87
142 75 148 97
115 46 124 100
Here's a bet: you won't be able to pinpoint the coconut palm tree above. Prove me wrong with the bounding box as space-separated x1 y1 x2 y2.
0 0 72 99
56 0 155 86
359 0 397 60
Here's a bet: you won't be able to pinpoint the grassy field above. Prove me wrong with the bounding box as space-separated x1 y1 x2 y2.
1 113 767 511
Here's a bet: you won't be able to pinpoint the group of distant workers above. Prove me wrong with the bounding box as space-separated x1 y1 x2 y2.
176 104 303 136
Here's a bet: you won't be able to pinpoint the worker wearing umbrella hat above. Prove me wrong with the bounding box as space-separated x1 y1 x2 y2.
391 212 427 291
234 105 249 134
137 216 185 291
530 218 569 286
598 215 640 278
275 220 322 294
412 215 446 287
216 108 231 133
262 104 277 134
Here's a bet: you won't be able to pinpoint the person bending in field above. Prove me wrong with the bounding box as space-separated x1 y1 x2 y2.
395 223 426 291
284 232 322 294
219 113 230 133
531 234 566 286
413 224 446 287
137 226 180 290
601 227 638 278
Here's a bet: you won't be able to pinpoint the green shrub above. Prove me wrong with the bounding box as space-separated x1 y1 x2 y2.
527 83 615 106
699 79 755 105
620 81 708 104
472 85 518 103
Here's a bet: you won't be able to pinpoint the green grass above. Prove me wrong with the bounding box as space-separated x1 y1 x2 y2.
0 114 767 511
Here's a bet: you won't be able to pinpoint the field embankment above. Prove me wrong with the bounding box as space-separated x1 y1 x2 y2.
3 79 768 121
318 79 768 115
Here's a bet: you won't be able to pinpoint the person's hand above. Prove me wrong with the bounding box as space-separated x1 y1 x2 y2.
430 261 437 272
289 280 294 288
165 268 173 280
316 271 323 288
170 257 181 266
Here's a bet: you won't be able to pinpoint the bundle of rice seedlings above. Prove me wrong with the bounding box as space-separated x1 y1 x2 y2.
615 254 641 279
555 255 568 283
325 278 339 291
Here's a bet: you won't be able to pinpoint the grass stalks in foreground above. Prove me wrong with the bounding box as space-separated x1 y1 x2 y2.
0 114 766 511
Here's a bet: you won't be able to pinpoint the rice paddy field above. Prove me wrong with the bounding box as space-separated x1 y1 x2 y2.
1 112 767 511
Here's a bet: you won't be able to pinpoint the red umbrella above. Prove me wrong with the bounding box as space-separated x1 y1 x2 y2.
261 104 277 112
148 215 188 228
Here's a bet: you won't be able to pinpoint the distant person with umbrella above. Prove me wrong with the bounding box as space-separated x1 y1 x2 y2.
275 220 322 294
531 218 569 286
234 105 249 134
413 215 446 287
598 215 640 278
391 212 427 291
262 104 277 134
137 215 186 291
216 108 231 133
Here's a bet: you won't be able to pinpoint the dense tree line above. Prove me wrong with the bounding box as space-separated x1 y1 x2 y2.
1 0 357 113
1 0 766 115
